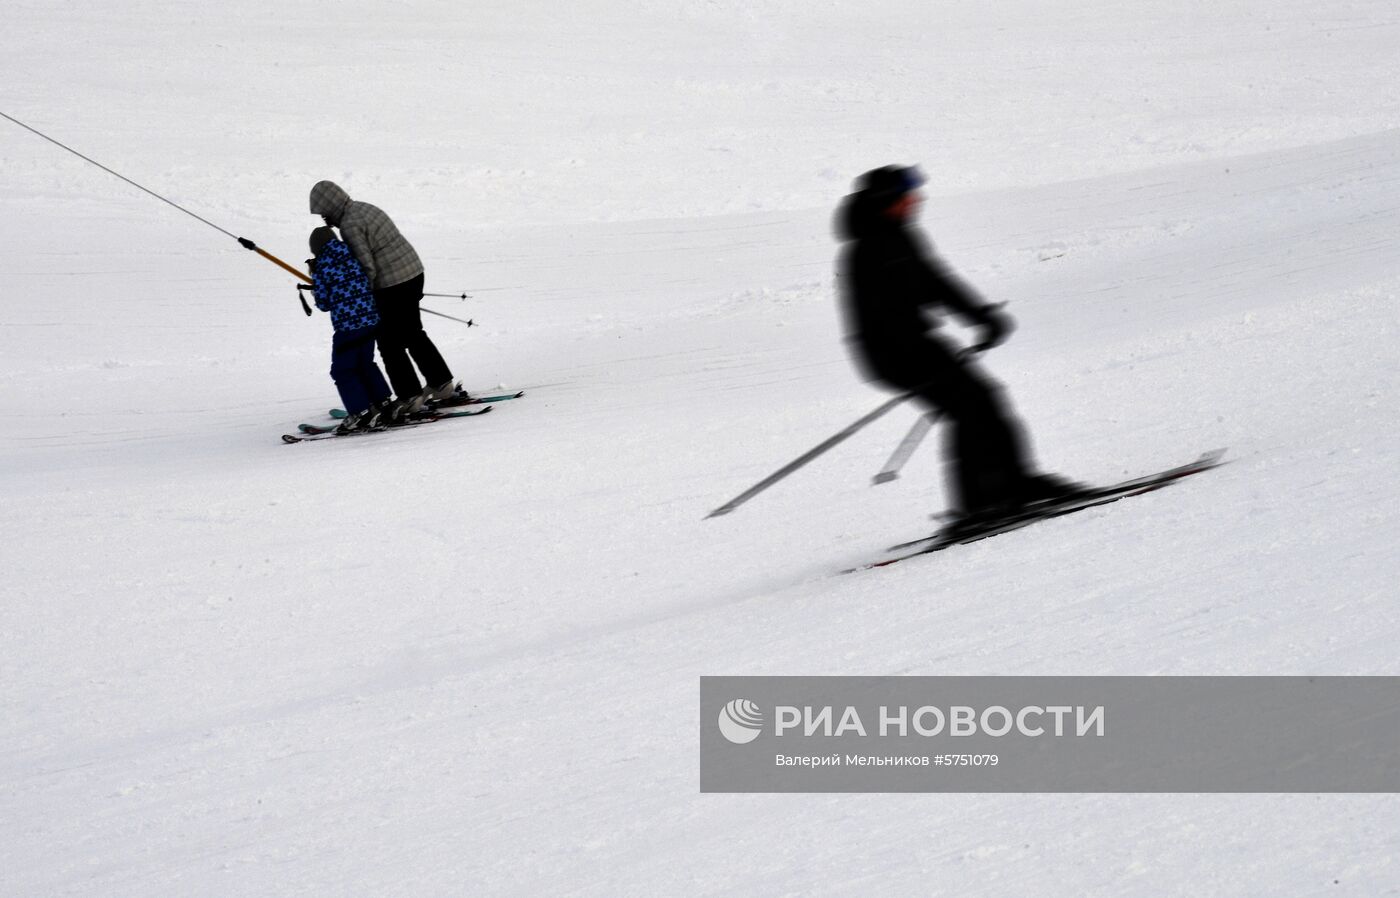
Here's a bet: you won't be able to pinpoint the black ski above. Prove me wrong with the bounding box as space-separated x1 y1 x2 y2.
328 390 524 419
282 406 492 443
846 449 1227 572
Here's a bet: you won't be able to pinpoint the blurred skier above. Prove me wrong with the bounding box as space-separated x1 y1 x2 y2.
309 181 455 423
836 165 1083 528
307 226 393 434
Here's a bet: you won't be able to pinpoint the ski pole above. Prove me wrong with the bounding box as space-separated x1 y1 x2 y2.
706 392 913 518
423 307 475 327
297 286 474 326
873 411 940 484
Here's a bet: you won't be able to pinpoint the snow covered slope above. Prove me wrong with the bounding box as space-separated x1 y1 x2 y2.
4 2 1400 895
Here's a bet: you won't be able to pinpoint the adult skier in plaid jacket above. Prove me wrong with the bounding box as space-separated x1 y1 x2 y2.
309 181 455 419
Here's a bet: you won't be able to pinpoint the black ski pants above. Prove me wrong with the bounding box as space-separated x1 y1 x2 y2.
878 336 1036 514
374 274 453 400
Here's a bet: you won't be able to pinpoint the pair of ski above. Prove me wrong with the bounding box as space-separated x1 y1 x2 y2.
845 449 1227 573
282 406 492 443
281 390 524 444
325 390 524 419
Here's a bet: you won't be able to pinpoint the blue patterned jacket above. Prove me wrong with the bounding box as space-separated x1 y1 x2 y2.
311 238 380 333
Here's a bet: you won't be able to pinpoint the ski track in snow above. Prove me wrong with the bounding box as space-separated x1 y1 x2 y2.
4 2 1400 896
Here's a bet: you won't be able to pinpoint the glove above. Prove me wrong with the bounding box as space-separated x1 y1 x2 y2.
969 307 1015 353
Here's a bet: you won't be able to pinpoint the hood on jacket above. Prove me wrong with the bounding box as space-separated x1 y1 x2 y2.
834 165 924 242
837 190 884 241
839 188 914 242
309 180 352 225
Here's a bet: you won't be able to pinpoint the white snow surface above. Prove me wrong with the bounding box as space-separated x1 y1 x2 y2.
4 1 1400 895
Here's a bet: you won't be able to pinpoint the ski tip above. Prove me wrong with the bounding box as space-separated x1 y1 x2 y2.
841 556 902 574
1180 448 1228 473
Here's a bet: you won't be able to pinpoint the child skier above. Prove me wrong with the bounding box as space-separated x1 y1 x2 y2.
308 226 393 434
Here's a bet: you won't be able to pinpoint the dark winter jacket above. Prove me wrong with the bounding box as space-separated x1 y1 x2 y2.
836 191 998 385
309 181 424 290
311 238 381 333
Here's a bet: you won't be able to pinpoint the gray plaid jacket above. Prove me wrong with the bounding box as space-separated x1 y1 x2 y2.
309 181 424 290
